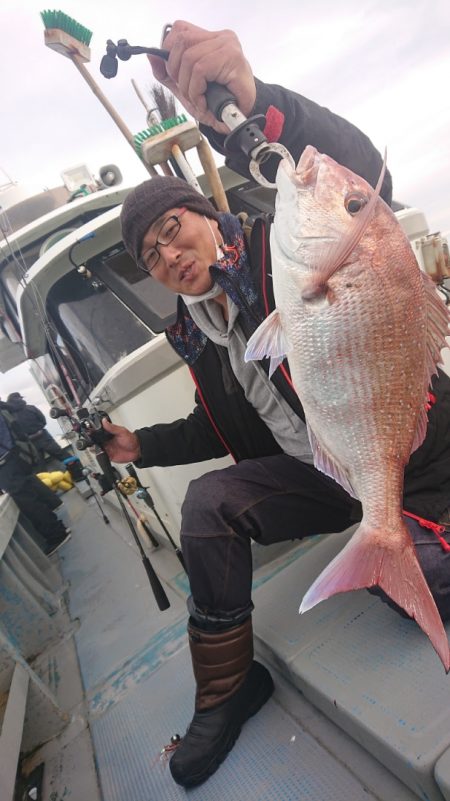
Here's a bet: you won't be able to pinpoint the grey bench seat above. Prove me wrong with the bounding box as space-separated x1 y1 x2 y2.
253 526 450 801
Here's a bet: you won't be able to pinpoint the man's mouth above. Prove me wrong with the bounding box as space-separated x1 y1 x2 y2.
179 262 195 282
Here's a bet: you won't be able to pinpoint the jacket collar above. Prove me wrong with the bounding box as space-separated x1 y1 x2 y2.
166 213 263 365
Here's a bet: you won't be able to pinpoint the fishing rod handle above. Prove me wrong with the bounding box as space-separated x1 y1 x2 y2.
126 465 186 572
126 464 156 509
96 450 170 609
142 555 171 610
126 462 142 485
136 513 160 549
117 486 170 610
175 548 186 571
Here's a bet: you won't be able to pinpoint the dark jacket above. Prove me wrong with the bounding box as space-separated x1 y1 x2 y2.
0 402 39 494
201 77 392 205
135 78 449 521
6 397 46 437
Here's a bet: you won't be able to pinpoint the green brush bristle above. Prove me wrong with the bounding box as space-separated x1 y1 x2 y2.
40 10 93 46
133 115 188 158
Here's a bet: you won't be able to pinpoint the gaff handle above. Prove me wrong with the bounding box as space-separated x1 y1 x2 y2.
141 46 237 121
204 83 237 120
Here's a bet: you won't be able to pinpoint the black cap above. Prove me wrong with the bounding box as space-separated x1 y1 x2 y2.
120 176 220 265
7 392 23 402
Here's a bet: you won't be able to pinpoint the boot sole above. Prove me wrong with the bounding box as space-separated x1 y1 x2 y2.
176 670 274 788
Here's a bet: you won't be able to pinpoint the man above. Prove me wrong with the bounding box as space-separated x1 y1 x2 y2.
102 21 450 788
6 392 67 467
0 399 71 555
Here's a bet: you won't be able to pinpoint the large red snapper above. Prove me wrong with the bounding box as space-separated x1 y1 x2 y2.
245 145 450 669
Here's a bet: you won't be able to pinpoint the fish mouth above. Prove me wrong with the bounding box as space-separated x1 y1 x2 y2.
294 145 320 187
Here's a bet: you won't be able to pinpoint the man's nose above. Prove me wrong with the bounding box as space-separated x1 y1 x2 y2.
161 242 181 268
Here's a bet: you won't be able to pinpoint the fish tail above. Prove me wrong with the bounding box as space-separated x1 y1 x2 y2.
300 523 450 671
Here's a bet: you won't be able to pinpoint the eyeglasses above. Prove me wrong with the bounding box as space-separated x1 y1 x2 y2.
139 208 187 273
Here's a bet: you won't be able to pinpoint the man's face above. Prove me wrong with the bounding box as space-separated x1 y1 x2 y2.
140 207 219 295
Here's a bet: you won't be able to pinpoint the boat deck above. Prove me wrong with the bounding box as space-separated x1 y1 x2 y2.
17 483 450 801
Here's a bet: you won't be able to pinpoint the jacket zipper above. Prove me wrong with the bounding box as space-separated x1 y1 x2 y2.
188 367 238 463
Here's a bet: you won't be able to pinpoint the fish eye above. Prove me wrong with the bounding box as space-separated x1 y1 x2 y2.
345 193 368 215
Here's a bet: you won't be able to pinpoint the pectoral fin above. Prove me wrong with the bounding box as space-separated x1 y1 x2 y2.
245 309 291 377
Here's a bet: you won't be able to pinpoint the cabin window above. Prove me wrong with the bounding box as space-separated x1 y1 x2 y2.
46 269 153 395
31 350 80 406
88 244 177 332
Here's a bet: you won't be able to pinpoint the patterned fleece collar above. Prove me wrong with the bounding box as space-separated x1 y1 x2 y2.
165 213 263 365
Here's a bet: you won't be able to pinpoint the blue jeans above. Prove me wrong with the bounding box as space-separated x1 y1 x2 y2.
180 454 450 629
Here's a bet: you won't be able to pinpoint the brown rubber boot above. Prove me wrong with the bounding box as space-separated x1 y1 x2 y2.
169 617 274 788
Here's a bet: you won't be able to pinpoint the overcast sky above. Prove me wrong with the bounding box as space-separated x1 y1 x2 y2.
1 0 449 414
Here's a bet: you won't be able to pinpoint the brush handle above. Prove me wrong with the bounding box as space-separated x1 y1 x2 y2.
72 54 158 177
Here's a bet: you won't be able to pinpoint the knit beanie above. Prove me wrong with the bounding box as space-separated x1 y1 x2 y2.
120 175 221 265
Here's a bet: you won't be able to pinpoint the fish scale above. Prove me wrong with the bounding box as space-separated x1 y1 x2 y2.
245 145 450 670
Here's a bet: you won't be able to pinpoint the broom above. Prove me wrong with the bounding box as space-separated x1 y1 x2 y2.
40 9 158 176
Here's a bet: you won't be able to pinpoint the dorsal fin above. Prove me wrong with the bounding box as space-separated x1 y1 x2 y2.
410 272 450 454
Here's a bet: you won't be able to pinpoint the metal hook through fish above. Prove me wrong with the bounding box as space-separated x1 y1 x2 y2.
249 143 295 188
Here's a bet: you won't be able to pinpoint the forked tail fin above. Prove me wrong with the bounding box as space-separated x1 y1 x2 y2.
300 523 450 671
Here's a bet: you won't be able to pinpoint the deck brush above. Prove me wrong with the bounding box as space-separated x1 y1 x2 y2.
40 10 92 62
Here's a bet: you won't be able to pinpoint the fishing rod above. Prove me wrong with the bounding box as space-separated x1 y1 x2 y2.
91 460 184 566
122 492 160 550
125 463 186 571
51 405 170 611
81 467 110 525
97 471 160 549
95 446 170 611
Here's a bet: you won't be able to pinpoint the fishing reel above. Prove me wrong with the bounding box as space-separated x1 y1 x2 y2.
117 475 138 496
88 468 120 495
49 404 112 449
49 404 113 450
73 407 114 451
